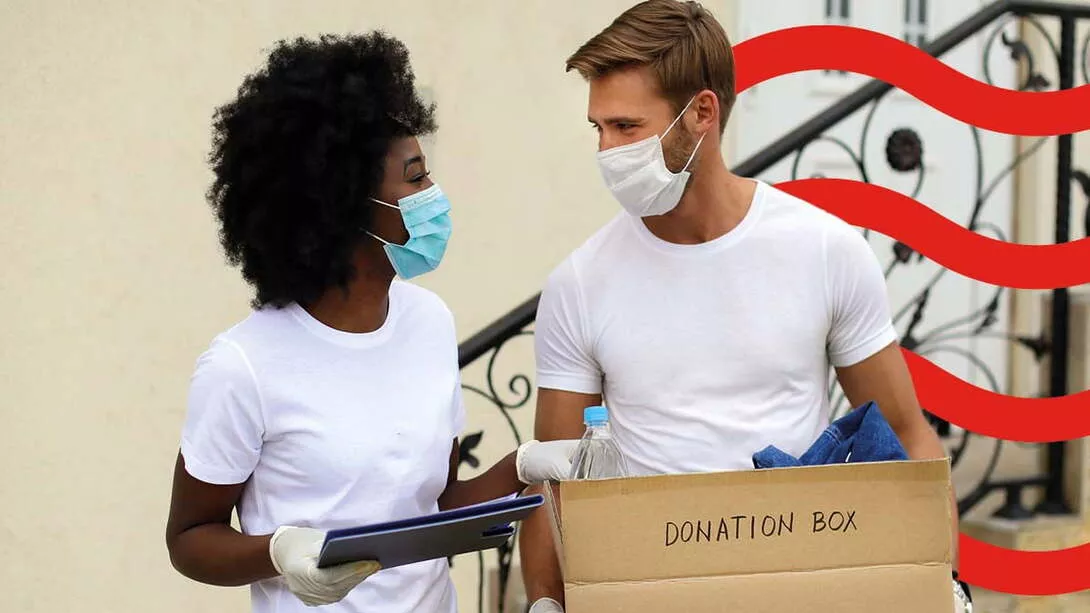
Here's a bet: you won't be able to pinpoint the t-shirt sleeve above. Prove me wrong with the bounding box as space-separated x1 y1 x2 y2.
179 337 265 486
824 223 898 368
433 294 467 441
450 370 467 439
535 257 603 394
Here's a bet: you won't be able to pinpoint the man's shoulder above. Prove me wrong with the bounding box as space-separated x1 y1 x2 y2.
759 182 846 226
755 181 863 245
545 212 633 287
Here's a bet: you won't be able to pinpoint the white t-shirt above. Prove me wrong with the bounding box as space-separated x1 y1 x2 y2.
180 280 464 613
535 180 897 476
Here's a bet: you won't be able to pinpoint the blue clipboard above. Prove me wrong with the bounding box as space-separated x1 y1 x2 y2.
316 494 545 569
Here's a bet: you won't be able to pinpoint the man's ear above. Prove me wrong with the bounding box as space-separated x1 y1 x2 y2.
690 89 720 134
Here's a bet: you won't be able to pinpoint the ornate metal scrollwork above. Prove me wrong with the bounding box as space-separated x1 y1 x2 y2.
796 14 1075 514
456 327 536 613
983 14 1059 92
1082 28 1090 85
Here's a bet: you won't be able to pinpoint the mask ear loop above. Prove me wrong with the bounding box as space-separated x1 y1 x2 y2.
662 95 698 140
662 95 707 174
680 131 707 174
366 198 402 244
367 231 391 245
369 198 400 210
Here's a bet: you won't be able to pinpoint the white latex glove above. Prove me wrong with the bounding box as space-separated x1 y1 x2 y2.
527 597 565 613
516 440 580 484
269 526 381 607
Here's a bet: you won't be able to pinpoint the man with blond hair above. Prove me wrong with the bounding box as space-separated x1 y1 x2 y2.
519 1 969 611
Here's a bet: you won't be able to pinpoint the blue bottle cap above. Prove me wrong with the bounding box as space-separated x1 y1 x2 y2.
584 405 609 424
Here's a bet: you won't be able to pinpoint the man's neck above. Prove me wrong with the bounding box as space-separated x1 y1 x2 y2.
641 163 757 245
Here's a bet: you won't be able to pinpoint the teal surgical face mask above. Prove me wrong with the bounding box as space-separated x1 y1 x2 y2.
367 183 452 279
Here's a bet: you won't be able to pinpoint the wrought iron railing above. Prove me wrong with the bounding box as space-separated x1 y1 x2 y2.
453 1 1090 611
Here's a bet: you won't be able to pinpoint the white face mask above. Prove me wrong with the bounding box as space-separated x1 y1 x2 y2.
595 96 707 217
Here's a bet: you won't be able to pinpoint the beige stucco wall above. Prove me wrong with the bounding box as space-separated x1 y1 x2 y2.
0 1 736 612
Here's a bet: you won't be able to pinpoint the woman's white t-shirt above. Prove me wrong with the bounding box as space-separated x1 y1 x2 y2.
179 280 465 613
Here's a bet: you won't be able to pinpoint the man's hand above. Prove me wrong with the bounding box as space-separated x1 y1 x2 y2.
269 526 380 607
516 439 580 484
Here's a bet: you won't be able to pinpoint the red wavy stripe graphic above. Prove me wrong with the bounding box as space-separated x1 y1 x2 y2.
732 25 1090 136
960 534 1090 595
735 23 1090 598
774 179 1090 289
902 349 1090 443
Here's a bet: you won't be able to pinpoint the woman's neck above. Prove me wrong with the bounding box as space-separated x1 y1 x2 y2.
302 268 394 334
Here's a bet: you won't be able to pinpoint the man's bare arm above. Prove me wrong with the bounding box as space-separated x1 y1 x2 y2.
519 388 601 607
835 341 959 567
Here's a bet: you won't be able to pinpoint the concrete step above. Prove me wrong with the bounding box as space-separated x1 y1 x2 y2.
969 589 1090 613
962 514 1089 612
962 514 1086 551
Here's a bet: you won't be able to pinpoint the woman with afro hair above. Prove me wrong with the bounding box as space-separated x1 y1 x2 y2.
165 31 578 613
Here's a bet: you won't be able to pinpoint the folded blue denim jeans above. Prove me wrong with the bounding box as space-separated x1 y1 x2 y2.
751 402 971 605
752 400 908 469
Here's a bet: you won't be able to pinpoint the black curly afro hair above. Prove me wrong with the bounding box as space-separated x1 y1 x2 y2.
207 31 437 309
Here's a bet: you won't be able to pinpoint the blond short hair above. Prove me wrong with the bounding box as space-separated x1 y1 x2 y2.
566 0 736 133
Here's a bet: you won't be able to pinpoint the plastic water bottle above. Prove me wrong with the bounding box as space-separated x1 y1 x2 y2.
568 405 631 480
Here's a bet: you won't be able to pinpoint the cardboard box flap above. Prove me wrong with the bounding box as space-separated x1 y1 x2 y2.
551 459 952 585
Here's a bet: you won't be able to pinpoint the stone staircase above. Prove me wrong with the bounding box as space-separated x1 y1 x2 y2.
972 585 1090 613
957 292 1090 612
955 437 1090 612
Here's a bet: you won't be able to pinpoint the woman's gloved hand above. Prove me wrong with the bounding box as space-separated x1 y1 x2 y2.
527 597 565 613
269 526 381 607
516 440 581 484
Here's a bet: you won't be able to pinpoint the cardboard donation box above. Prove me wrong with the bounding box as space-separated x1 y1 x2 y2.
544 459 953 612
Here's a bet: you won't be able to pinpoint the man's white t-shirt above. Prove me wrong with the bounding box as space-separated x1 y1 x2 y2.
180 280 464 613
535 180 897 476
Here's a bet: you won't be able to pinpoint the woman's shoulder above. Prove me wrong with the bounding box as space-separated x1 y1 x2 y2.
391 280 455 322
191 307 295 371
394 279 453 311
